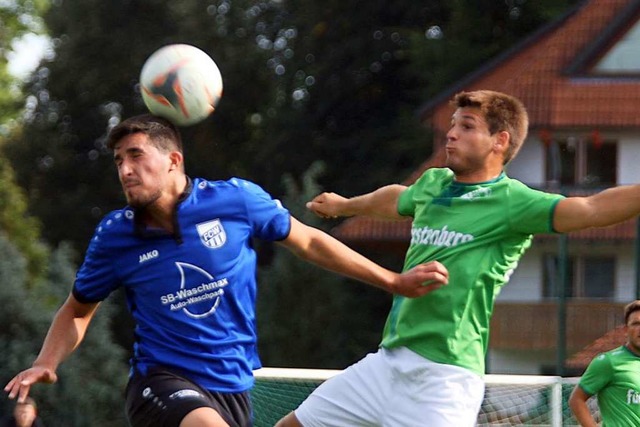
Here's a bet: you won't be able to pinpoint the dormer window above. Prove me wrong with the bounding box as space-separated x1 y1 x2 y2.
593 20 640 75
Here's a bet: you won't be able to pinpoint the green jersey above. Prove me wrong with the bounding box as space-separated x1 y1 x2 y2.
579 345 640 427
381 168 563 375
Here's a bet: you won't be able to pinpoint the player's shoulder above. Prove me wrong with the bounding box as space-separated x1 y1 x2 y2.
500 174 561 199
424 167 454 179
607 344 639 362
590 346 625 365
413 167 454 185
96 208 135 231
88 208 135 248
192 177 268 195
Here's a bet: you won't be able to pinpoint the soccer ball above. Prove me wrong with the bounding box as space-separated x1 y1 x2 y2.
140 44 223 126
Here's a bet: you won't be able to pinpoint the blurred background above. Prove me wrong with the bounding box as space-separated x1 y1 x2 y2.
0 0 618 425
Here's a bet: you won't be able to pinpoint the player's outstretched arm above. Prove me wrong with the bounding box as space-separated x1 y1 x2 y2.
568 386 598 427
4 294 100 403
280 217 448 297
554 184 640 233
306 184 407 220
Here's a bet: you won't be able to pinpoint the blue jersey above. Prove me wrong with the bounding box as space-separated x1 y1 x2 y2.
73 177 291 393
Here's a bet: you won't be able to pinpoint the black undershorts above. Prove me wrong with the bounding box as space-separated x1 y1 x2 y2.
125 366 252 427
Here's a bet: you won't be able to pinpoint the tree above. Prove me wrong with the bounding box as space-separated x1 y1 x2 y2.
257 162 392 368
0 155 47 279
1 0 582 374
0 238 128 426
3 0 283 253
5 0 580 255
0 0 49 126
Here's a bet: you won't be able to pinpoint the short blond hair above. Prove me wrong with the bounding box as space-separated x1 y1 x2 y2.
451 90 529 164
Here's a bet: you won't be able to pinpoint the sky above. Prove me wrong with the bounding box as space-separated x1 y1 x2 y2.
7 33 52 79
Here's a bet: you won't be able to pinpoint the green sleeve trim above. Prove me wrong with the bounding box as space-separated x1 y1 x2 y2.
397 186 412 216
578 383 595 397
549 197 564 233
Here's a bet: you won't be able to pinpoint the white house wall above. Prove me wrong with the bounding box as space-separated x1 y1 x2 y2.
498 249 543 302
505 137 545 187
497 244 636 303
618 137 640 184
506 135 640 187
616 250 636 302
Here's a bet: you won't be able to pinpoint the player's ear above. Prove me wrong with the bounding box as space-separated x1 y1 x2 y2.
494 131 510 154
168 151 183 171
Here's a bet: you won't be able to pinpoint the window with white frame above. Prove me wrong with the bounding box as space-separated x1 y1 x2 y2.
545 138 617 187
542 254 615 299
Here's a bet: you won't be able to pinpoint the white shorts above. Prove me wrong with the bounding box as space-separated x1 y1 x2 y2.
295 347 484 427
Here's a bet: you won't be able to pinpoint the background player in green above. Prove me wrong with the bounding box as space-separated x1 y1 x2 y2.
569 300 640 427
277 90 640 427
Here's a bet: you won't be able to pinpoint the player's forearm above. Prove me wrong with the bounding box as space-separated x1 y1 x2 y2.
341 185 406 219
571 409 598 427
558 185 640 232
311 238 397 292
33 301 93 371
586 185 640 227
284 218 448 297
569 398 598 427
288 226 396 292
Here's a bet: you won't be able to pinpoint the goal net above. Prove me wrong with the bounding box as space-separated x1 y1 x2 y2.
251 368 600 426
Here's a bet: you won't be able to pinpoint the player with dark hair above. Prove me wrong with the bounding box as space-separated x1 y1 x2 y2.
277 90 640 426
569 300 640 426
4 114 449 427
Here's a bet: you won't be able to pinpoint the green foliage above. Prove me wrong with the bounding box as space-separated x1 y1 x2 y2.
0 155 47 280
0 0 49 124
2 0 440 252
0 238 128 426
257 162 391 368
0 0 582 381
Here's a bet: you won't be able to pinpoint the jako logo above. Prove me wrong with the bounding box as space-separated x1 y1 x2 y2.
139 250 159 263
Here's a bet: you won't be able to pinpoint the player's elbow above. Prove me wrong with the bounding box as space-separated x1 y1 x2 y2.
568 387 588 411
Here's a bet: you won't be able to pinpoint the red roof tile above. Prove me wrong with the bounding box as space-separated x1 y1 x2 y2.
565 325 627 370
423 0 640 134
335 0 640 244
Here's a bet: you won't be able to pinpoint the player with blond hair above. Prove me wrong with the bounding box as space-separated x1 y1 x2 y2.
278 90 640 426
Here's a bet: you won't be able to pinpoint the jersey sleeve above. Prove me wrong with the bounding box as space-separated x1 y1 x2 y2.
398 185 416 216
234 178 291 241
579 353 613 396
507 182 564 235
72 220 120 303
398 168 453 216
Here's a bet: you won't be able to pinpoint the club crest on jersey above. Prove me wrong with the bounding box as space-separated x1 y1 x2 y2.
196 219 226 249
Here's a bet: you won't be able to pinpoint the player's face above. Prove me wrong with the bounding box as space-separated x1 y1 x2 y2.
445 107 496 177
626 310 640 354
113 133 172 209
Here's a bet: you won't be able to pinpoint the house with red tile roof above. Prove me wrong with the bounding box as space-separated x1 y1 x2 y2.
565 325 627 370
333 0 640 374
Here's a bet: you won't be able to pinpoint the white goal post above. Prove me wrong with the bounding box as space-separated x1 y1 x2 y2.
252 368 595 427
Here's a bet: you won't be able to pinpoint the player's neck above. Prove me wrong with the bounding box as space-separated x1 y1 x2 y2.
454 168 503 184
141 201 175 233
624 342 640 357
141 175 188 232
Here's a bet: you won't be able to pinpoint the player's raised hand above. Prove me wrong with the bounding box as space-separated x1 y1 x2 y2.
306 192 348 219
4 366 58 403
390 261 449 298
